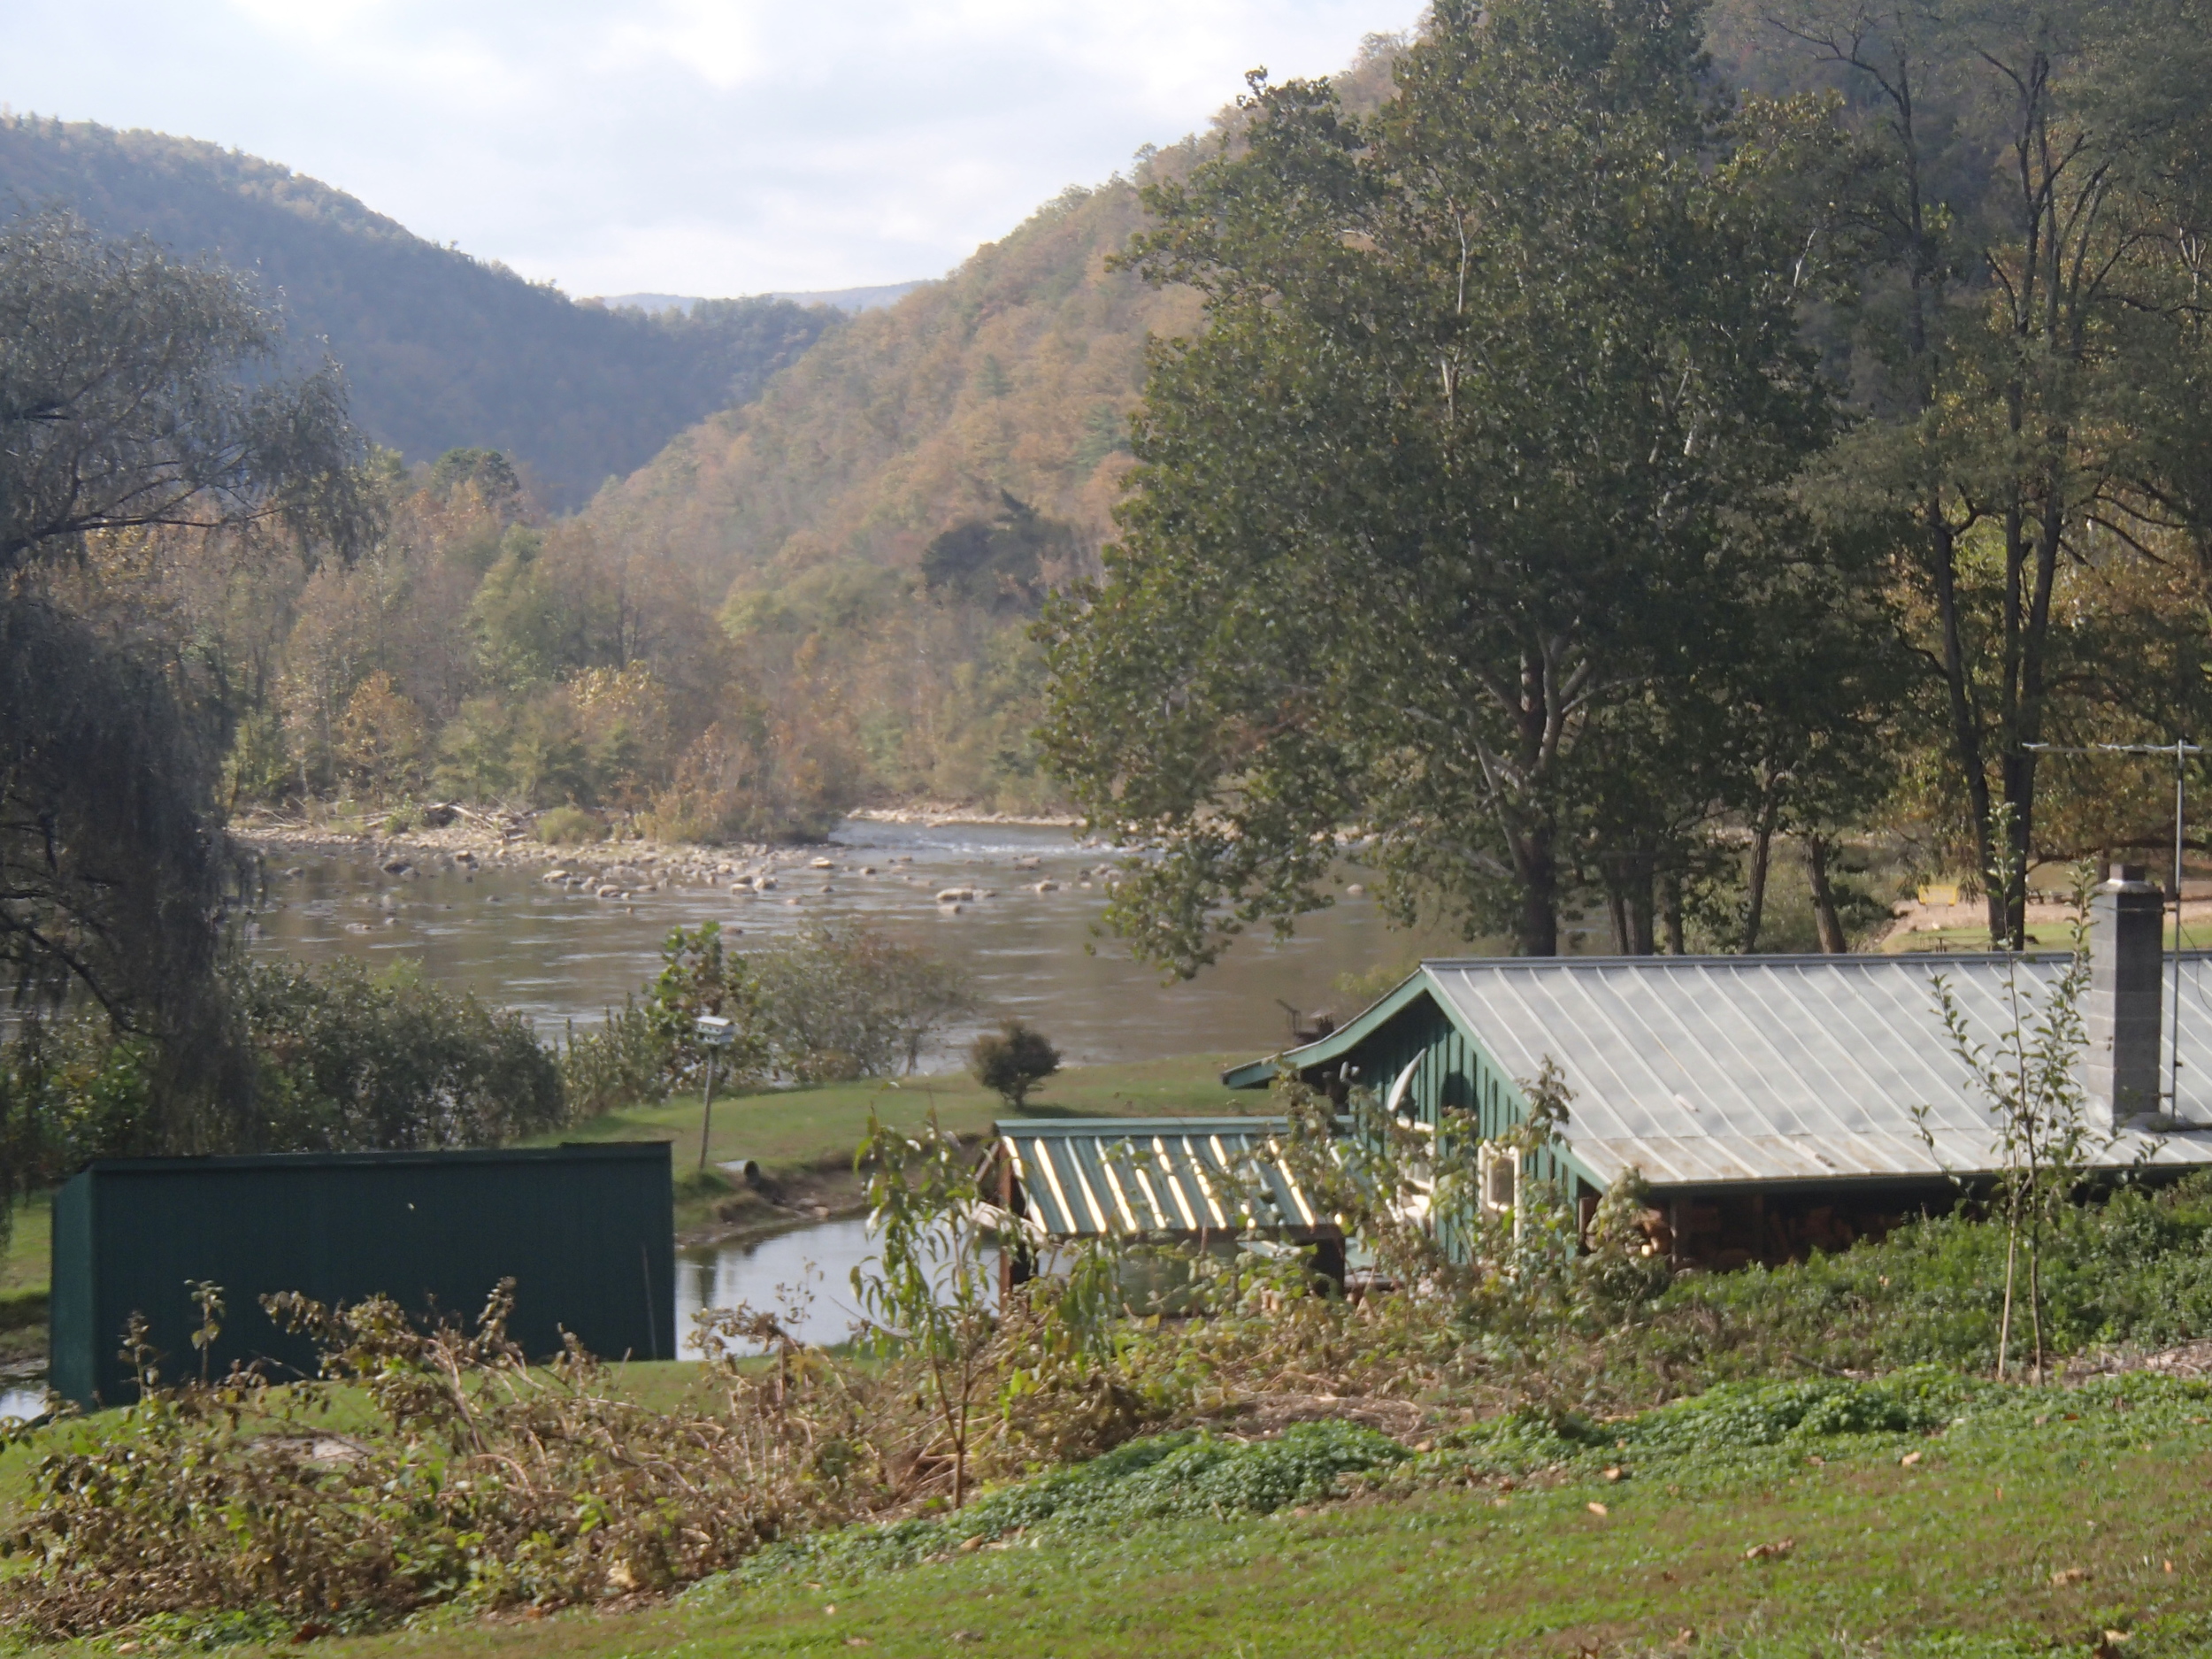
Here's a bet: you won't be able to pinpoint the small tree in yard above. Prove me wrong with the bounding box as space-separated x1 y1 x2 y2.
852 1110 1012 1510
971 1021 1059 1109
1921 815 2113 1384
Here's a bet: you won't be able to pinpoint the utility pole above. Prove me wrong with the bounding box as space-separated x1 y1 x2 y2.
2024 740 2200 1112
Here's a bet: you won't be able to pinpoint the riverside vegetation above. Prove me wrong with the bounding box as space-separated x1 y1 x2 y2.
0 921 977 1234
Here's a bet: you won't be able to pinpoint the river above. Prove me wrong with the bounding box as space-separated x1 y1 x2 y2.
244 818 1464 1065
183 818 1462 1378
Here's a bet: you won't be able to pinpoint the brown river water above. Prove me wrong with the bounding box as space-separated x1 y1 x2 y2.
242 818 1463 1067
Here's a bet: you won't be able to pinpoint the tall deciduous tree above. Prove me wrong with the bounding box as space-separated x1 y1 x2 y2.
0 211 365 1144
1770 0 2212 942
1043 0 1847 964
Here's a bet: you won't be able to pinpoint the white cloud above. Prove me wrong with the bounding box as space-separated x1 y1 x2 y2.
1 0 1416 294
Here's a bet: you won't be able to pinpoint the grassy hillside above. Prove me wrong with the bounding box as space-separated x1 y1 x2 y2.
0 116 837 507
108 1371 2212 1656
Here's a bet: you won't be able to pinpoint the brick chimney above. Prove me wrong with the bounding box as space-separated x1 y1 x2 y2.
2086 865 2165 1128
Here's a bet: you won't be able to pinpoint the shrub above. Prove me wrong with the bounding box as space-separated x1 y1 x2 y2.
558 997 670 1118
0 1286 833 1639
536 804 603 845
753 925 979 1081
236 959 566 1149
641 716 855 846
970 1019 1060 1108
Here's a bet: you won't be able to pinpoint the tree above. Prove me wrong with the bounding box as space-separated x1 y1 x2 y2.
643 923 770 1099
1043 0 1847 964
970 1020 1060 1109
0 210 367 572
1769 0 2212 942
0 210 366 1144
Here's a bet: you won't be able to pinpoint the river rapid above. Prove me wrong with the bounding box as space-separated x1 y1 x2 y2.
243 818 1454 1066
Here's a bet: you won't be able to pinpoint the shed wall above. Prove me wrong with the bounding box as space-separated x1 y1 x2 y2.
50 1144 673 1408
1323 999 1588 1197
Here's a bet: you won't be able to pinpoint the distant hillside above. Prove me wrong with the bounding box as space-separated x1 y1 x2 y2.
602 282 926 316
572 37 1405 811
588 175 1192 589
586 38 1404 592
0 116 838 507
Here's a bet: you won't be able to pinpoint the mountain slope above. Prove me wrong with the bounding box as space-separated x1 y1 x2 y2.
0 115 836 507
582 37 1403 591
571 38 1403 811
587 173 1194 592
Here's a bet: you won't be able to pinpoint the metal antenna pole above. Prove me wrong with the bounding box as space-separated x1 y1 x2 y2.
2176 741 2187 1113
699 1047 717 1177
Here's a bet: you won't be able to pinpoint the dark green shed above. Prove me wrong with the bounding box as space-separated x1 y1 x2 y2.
51 1142 673 1408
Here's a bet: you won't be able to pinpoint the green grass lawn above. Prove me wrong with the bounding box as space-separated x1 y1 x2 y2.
545 1054 1256 1219
142 1375 2212 1659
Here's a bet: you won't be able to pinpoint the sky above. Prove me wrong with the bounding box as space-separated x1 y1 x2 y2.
2 0 1417 299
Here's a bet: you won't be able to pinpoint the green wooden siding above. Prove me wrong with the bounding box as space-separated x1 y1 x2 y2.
1340 994 1592 1201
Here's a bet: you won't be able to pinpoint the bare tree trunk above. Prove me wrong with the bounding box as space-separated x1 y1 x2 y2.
1807 836 1849 952
1741 795 1779 954
1996 1208 2018 1382
1516 833 1559 956
1662 868 1686 955
1629 851 1656 956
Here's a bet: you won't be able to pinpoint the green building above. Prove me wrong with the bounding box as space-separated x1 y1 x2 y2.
52 1142 673 1408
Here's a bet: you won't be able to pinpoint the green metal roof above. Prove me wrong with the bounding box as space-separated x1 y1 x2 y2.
993 1117 1326 1238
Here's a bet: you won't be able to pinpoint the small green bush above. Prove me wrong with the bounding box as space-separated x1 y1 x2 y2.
724 1421 1408 1587
971 1019 1060 1107
536 805 603 845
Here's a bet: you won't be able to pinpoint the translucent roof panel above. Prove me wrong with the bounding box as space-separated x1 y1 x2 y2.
1419 954 2212 1188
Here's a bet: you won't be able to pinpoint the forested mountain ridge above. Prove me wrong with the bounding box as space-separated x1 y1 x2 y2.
0 116 837 507
588 178 1187 591
565 39 1406 810
586 38 1406 595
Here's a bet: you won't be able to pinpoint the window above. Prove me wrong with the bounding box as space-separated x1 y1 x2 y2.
1479 1144 1517 1217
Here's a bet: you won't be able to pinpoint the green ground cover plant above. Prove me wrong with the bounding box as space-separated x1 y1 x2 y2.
49 1371 2212 1657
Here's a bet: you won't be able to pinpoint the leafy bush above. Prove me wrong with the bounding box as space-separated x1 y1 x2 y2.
556 923 979 1113
1619 1372 1964 1454
964 1421 1404 1535
970 1019 1060 1108
1646 1179 2212 1380
535 804 604 845
753 924 979 1082
236 959 566 1150
725 1422 1407 1586
557 996 668 1118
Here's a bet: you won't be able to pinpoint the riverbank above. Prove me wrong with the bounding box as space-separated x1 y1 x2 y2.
547 1054 1254 1247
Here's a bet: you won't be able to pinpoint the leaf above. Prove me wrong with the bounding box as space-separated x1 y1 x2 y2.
1743 1538 1794 1562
